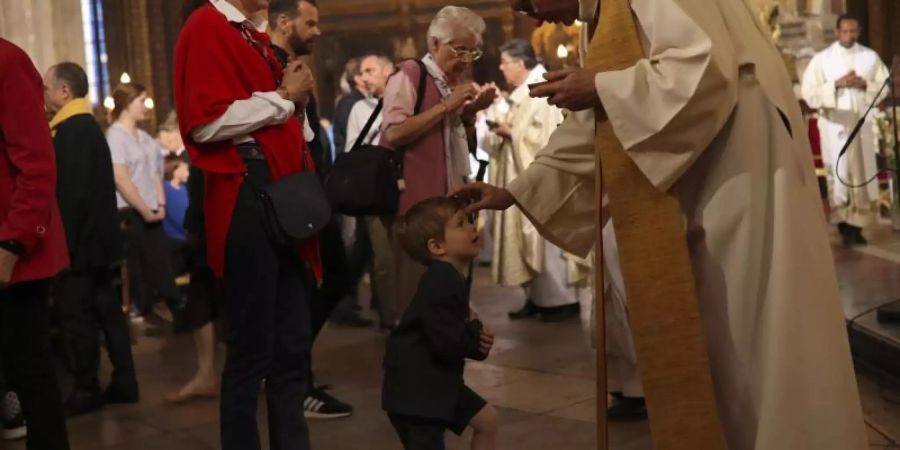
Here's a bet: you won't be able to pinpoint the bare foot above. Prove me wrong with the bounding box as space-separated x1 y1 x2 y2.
164 378 218 404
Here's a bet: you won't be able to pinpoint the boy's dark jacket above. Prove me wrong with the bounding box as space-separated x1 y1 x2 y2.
382 260 486 421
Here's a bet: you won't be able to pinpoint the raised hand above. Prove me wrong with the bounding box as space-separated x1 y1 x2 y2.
450 182 516 215
530 67 602 111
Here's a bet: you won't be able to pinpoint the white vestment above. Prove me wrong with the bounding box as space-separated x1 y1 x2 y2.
486 65 590 308
801 41 889 227
508 0 868 448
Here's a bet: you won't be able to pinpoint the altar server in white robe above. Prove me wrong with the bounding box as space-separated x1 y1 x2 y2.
455 0 868 448
486 39 591 322
801 14 889 246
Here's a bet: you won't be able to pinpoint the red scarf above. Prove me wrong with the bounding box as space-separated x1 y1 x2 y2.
173 4 321 280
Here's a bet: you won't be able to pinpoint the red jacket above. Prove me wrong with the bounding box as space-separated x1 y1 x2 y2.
0 39 69 283
174 5 320 279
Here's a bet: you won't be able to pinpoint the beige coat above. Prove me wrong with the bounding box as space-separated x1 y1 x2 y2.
486 66 590 289
508 0 868 448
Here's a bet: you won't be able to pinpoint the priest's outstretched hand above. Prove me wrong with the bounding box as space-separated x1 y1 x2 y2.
529 67 602 111
451 182 515 215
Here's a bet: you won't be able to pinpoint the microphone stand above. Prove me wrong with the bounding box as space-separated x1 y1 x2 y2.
834 59 898 182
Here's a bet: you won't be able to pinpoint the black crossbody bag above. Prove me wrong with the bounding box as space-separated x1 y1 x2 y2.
235 23 331 245
324 59 428 217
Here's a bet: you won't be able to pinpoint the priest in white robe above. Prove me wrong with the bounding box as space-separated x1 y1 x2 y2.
801 14 889 246
454 0 868 448
486 39 591 322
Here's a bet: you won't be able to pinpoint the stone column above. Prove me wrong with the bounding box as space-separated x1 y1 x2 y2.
0 0 86 73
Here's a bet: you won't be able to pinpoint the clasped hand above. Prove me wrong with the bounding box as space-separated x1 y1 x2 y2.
836 71 867 90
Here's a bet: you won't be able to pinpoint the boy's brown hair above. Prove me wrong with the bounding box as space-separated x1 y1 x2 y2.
396 197 466 265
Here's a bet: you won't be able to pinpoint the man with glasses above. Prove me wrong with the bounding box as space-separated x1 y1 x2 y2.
486 39 591 324
378 5 497 320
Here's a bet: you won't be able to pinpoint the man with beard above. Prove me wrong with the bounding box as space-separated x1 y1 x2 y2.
268 0 359 420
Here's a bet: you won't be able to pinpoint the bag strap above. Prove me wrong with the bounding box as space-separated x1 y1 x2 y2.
351 58 429 151
352 100 383 149
468 132 489 182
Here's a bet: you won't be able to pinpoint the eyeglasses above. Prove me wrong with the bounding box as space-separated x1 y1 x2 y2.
447 45 483 61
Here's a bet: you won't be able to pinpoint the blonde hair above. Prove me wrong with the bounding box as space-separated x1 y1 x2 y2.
395 197 466 265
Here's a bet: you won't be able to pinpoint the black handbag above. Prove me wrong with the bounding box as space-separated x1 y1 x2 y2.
324 59 428 217
259 171 331 245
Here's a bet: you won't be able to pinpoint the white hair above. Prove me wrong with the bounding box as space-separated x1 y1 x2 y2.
426 6 486 46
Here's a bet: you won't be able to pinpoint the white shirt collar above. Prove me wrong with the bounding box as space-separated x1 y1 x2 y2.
831 41 860 54
210 0 248 23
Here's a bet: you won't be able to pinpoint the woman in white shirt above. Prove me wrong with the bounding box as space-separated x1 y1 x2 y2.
106 82 182 326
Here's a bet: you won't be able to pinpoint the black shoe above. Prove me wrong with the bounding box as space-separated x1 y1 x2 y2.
0 392 25 441
103 386 139 405
842 225 868 247
837 222 850 237
508 300 541 320
303 386 353 419
65 390 104 417
607 396 647 421
539 303 580 322
330 312 375 328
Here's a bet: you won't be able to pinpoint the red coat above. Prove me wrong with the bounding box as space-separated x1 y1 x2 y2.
174 5 320 279
0 39 69 283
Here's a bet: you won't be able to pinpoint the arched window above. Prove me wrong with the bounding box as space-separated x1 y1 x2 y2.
80 0 110 106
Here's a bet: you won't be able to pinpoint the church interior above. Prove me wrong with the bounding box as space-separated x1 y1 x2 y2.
3 0 900 448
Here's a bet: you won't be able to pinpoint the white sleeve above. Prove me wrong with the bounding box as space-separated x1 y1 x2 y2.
866 56 890 106
592 0 739 192
508 109 599 257
191 91 295 143
303 114 315 143
801 54 837 110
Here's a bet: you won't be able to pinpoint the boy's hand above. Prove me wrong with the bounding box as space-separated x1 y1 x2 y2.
469 307 479 321
478 328 494 356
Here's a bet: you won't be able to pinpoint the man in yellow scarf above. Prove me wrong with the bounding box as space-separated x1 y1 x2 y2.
455 0 869 448
45 62 138 417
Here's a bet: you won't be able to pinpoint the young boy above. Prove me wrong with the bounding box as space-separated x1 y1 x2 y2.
383 197 498 450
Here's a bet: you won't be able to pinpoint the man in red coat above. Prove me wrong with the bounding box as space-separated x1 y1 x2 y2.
0 38 71 449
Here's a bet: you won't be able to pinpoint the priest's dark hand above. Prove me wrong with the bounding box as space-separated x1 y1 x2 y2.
530 67 602 111
450 182 515 215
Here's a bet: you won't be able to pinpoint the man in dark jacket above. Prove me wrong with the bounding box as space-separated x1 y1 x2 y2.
44 62 138 416
268 0 370 421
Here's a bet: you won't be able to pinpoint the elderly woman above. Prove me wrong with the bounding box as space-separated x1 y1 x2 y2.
374 5 496 323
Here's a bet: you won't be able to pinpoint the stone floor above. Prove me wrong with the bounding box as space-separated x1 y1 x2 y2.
2 228 900 449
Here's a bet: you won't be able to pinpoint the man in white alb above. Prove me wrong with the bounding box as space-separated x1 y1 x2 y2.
802 14 889 246
485 39 590 323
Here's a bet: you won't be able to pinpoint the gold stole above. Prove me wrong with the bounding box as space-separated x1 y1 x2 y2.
587 1 727 448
